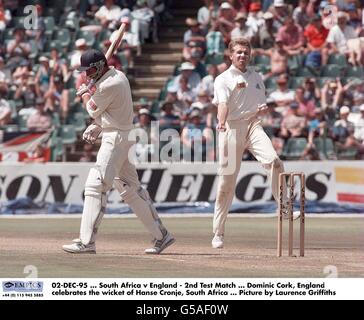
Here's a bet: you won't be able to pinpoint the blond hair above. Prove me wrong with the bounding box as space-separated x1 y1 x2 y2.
228 38 252 53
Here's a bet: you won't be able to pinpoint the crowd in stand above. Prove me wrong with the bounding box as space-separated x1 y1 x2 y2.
154 0 364 161
1 0 364 162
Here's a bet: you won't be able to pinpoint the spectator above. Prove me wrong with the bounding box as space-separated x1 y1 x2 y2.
326 11 359 66
95 0 122 29
254 36 289 79
205 18 225 65
307 107 327 145
268 0 291 29
134 107 156 161
292 0 310 28
173 62 201 95
133 97 151 122
49 46 70 82
181 109 208 161
227 0 246 13
26 97 52 132
79 144 96 162
260 97 283 140
217 1 236 44
331 105 360 152
303 14 329 67
23 144 49 163
70 38 89 72
159 101 181 128
188 50 207 78
303 77 321 105
44 75 69 121
0 56 10 91
258 11 278 49
280 102 307 139
0 0 11 32
12 60 30 87
177 76 196 108
199 63 219 98
14 75 37 110
345 3 361 31
268 74 295 113
183 18 206 60
35 56 51 95
321 78 344 119
6 28 31 69
0 88 11 126
132 0 156 43
198 0 213 33
277 16 304 54
164 87 186 115
231 12 256 43
134 96 151 112
295 86 315 118
246 2 264 38
349 79 364 109
353 105 364 143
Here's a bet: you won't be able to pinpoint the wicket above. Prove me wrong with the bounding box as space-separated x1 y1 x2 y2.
277 172 305 257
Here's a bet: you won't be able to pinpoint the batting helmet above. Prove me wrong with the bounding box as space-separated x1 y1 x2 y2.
77 49 107 81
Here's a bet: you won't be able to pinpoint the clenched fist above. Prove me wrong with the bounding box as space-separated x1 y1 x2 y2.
76 84 91 97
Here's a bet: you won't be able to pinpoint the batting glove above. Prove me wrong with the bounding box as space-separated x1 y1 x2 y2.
82 123 102 144
76 84 91 97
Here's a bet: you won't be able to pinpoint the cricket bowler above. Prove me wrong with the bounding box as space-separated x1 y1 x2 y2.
212 38 300 249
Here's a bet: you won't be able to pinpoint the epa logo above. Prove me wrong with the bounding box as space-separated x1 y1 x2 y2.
322 5 338 29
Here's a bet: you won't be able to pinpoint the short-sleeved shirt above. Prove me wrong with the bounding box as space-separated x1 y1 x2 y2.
326 25 357 53
87 67 134 130
231 26 256 41
213 65 266 121
26 112 52 131
95 5 122 23
304 24 329 48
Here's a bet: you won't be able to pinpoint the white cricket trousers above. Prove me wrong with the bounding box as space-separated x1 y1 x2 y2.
80 129 164 245
213 118 285 236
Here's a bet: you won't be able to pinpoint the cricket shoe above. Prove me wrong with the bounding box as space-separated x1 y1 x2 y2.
145 230 175 254
279 203 301 220
211 234 224 249
62 240 96 254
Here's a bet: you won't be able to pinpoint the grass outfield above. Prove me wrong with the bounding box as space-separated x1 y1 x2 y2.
0 216 363 278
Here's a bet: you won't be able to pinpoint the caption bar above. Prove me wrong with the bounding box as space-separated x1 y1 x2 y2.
1 278 363 300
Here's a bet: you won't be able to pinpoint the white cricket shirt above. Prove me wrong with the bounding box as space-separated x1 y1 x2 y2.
213 65 266 121
87 67 134 130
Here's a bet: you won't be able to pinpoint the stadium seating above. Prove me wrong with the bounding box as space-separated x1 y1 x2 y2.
313 137 336 160
281 137 308 160
327 54 347 66
320 64 342 77
345 66 364 78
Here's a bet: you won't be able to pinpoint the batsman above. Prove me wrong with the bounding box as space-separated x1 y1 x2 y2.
62 24 175 255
